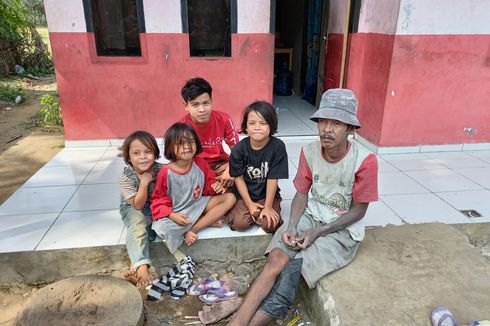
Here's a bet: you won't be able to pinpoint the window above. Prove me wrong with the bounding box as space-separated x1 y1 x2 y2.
87 0 144 56
186 0 232 57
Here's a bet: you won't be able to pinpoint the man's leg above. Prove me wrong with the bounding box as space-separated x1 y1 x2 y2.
249 258 303 326
228 248 291 326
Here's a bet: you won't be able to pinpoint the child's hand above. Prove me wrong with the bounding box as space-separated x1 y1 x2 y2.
211 182 226 194
137 172 153 185
218 166 235 188
169 213 191 226
258 207 280 230
247 202 264 219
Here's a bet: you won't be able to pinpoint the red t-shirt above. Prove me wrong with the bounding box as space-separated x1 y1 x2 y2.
180 111 239 164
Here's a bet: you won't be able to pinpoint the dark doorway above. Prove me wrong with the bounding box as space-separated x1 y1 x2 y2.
274 0 327 106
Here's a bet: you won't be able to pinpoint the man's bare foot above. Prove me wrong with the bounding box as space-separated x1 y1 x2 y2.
185 231 198 246
123 269 139 286
136 264 152 287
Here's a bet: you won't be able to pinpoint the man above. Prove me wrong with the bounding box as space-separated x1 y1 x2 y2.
228 88 378 325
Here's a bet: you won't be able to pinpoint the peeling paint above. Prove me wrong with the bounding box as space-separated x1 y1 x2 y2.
401 2 414 31
464 128 477 136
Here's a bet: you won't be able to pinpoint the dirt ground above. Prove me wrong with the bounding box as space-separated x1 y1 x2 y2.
0 76 65 204
0 76 64 324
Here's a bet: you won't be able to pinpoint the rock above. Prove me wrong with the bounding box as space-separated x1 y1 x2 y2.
15 65 25 75
15 275 143 326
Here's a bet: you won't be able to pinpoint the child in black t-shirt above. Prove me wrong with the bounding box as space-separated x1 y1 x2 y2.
225 101 289 233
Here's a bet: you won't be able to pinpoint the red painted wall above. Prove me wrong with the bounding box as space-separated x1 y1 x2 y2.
379 34 490 146
323 33 343 91
345 33 395 145
323 32 490 147
50 33 274 140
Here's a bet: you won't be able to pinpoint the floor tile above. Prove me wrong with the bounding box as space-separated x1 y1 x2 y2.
0 213 58 253
360 200 404 227
0 186 78 216
285 141 307 159
380 153 446 171
36 210 123 250
198 224 267 240
405 169 483 192
377 157 398 172
453 167 490 188
424 151 489 169
381 193 471 224
378 172 429 195
466 150 490 164
278 179 296 200
288 160 297 177
44 148 106 167
23 165 92 187
64 184 120 212
436 190 490 222
83 161 126 184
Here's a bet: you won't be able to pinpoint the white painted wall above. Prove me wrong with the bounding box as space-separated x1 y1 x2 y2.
328 0 347 34
44 0 86 32
358 0 400 34
396 0 490 35
144 0 182 33
237 0 270 33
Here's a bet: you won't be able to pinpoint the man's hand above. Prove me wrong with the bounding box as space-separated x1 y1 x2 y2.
247 202 264 219
137 171 153 185
211 181 226 194
218 165 235 188
258 206 280 230
282 227 298 248
169 213 191 226
295 228 320 249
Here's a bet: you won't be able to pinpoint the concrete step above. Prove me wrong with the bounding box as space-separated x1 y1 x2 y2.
301 223 490 326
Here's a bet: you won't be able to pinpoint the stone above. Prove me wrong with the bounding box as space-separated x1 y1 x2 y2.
15 275 143 326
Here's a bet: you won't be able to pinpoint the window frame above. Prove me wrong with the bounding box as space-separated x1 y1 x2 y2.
83 0 147 62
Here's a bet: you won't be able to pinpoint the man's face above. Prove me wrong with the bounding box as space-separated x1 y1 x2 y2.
317 118 353 151
184 93 212 126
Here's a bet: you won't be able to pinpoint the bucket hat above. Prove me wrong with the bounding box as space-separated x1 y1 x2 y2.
310 88 361 128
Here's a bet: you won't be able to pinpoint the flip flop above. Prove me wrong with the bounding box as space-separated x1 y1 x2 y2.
187 278 223 296
199 290 238 304
431 307 459 326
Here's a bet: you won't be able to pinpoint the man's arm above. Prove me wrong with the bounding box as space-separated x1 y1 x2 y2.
295 200 368 249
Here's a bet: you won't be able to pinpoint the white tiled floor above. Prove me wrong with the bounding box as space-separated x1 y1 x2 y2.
1 95 490 253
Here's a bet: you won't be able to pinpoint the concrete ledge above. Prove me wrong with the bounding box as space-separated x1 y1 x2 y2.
301 223 490 325
0 234 271 285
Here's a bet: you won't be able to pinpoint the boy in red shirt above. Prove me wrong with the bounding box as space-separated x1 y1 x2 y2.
179 77 239 188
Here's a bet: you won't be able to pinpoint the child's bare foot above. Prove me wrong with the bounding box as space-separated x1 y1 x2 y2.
123 269 139 286
210 219 223 227
136 264 152 287
185 231 198 246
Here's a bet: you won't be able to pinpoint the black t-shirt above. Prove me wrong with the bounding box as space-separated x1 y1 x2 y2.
229 136 289 201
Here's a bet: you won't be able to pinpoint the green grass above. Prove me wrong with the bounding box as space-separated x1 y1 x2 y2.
36 26 51 54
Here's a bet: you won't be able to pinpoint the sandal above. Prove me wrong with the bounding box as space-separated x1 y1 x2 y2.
199 290 238 304
187 278 223 296
431 307 459 326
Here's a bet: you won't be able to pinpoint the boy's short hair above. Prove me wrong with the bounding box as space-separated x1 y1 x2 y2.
181 77 213 102
240 101 278 135
164 122 203 161
122 130 160 165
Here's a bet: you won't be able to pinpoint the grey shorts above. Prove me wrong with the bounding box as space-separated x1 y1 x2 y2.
259 258 303 319
265 213 360 288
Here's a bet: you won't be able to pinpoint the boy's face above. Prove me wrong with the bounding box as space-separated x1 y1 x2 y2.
184 93 212 126
317 118 354 151
246 110 270 144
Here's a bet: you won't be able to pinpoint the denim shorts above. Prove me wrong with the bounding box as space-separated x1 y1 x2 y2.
258 258 303 319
